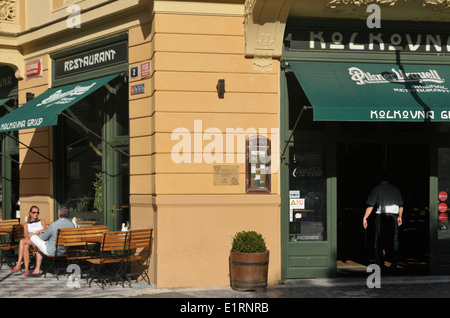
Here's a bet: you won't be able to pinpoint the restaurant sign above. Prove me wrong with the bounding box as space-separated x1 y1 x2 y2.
54 41 128 79
285 25 450 55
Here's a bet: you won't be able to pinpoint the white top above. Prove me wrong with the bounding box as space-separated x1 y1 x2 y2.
27 220 44 233
366 181 404 214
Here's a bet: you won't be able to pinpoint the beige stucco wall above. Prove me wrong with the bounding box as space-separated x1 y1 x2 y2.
17 55 54 223
128 11 281 288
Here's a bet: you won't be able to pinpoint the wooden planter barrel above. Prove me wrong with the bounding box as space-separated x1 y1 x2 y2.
229 250 269 292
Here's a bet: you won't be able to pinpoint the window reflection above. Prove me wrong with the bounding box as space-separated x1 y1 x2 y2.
57 76 129 229
289 146 327 241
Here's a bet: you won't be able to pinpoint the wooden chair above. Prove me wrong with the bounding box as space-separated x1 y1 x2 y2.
0 219 19 226
42 225 108 280
60 225 108 276
86 231 130 289
0 222 22 269
11 224 37 267
42 229 67 280
127 229 153 284
61 225 108 261
0 219 19 236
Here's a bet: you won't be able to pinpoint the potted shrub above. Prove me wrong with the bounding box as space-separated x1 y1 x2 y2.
229 230 269 292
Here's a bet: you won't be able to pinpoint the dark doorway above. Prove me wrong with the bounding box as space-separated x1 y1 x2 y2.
337 142 430 275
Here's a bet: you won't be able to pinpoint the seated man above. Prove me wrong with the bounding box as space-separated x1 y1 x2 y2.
28 205 75 277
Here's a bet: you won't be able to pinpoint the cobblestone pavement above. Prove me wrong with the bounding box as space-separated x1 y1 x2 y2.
2 265 450 299
0 266 156 298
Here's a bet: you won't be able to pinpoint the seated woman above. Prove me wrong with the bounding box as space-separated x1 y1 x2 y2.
11 206 47 276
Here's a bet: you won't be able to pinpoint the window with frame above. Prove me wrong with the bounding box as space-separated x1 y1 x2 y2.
55 75 129 229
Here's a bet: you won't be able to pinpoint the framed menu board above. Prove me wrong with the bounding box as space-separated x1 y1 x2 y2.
246 135 271 193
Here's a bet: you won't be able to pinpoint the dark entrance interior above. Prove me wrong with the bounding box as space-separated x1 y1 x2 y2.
337 142 430 275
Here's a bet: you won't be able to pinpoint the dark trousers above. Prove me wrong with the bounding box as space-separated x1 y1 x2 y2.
374 213 399 266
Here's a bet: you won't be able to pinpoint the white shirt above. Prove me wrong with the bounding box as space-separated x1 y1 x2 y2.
27 220 44 233
366 181 403 214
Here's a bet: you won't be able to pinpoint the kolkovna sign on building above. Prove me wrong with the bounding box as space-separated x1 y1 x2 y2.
285 23 450 55
290 62 450 122
54 41 128 80
285 22 450 122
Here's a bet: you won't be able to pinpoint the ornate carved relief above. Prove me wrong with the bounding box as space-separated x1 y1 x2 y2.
0 0 16 22
244 0 293 72
328 0 450 10
422 0 450 10
327 0 402 9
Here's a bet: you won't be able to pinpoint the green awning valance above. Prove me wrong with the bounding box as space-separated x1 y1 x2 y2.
0 73 120 132
290 62 450 122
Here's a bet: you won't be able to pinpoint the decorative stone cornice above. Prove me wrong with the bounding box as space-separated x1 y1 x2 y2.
327 0 402 9
328 0 450 10
0 0 16 22
244 0 293 72
422 0 450 10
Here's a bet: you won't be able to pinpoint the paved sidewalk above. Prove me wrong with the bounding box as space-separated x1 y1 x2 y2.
2 265 450 299
0 266 156 298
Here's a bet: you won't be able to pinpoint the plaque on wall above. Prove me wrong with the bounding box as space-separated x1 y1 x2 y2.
213 165 239 186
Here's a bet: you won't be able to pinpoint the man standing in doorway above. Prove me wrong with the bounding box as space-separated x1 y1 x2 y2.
363 170 403 271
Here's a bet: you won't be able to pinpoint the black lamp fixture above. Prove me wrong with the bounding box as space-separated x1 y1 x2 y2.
216 79 225 97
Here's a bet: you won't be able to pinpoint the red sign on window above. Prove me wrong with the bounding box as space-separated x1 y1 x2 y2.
439 191 448 202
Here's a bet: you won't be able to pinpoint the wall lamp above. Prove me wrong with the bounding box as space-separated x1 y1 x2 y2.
216 79 225 98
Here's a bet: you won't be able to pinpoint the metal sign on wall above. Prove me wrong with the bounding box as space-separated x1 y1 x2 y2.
54 41 128 80
285 21 450 55
26 58 43 80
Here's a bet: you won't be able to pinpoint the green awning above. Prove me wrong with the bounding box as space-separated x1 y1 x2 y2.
0 73 120 132
290 62 450 122
0 97 12 107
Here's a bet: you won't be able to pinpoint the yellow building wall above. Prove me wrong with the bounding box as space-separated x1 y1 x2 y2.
129 12 281 288
17 55 54 223
129 16 157 283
